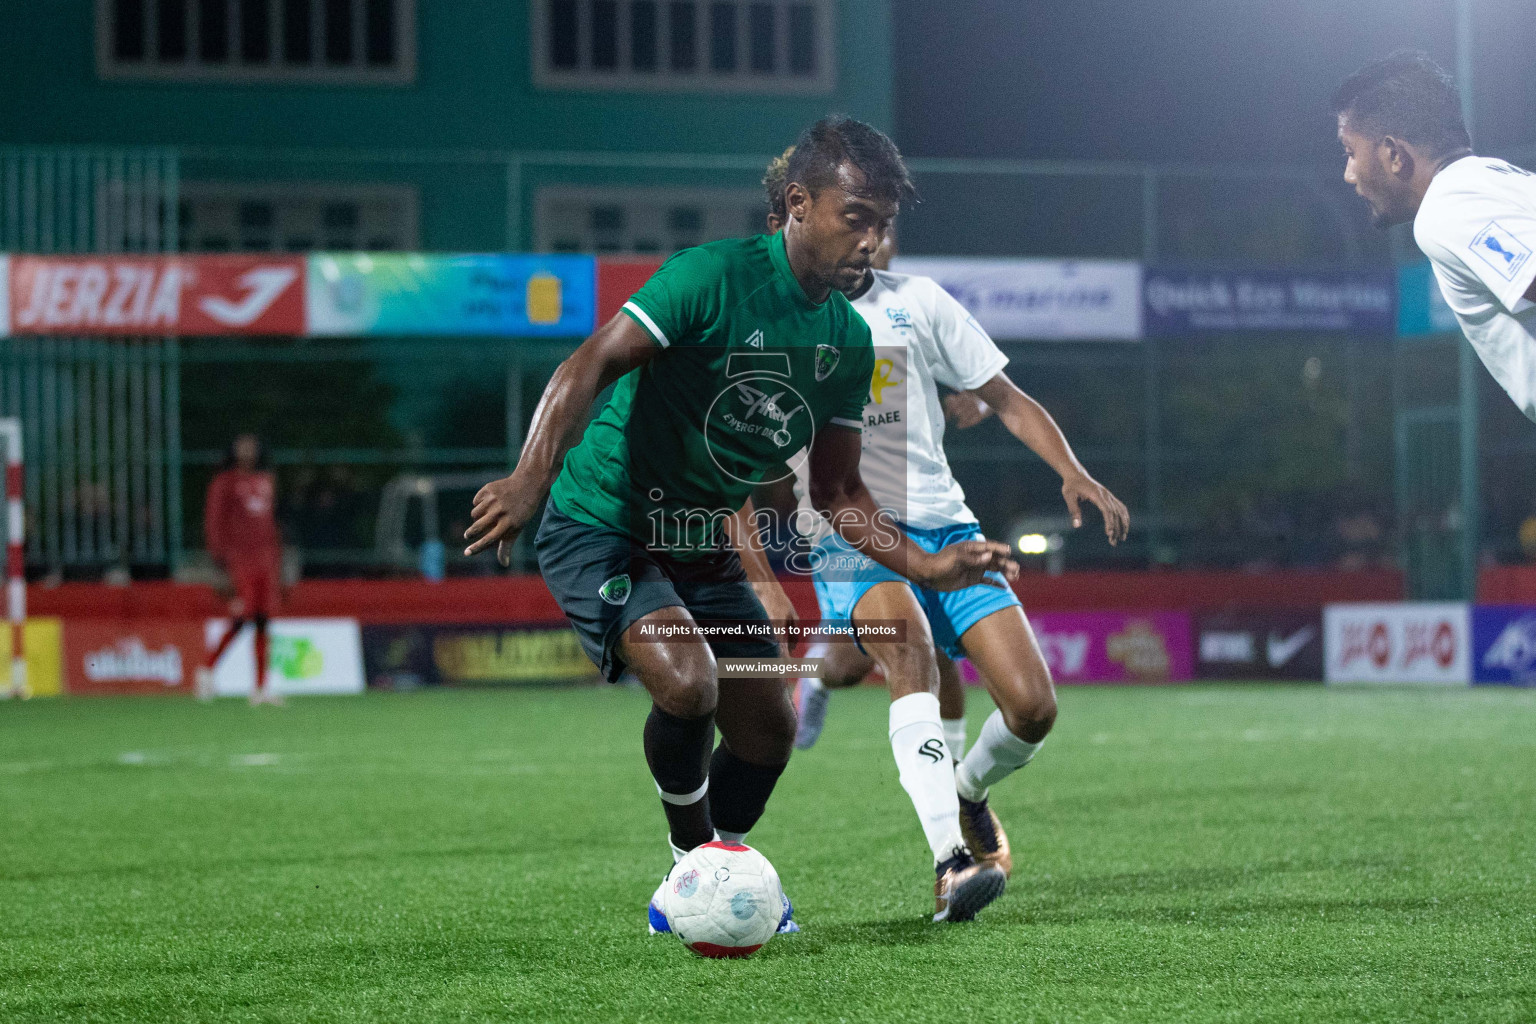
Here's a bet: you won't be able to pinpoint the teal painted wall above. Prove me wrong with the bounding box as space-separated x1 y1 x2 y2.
0 2 891 152
1 2 890 251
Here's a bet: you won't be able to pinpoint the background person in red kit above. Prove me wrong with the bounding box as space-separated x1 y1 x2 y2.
197 434 285 705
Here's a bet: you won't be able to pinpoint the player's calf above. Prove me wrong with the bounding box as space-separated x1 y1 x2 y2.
712 675 795 843
623 615 722 854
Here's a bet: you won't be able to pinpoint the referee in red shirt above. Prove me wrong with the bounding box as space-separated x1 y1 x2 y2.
196 434 285 705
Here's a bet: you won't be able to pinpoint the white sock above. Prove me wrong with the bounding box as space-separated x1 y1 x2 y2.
956 709 1043 802
799 642 829 695
942 717 968 760
668 836 691 864
716 830 747 844
889 692 965 865
797 675 825 697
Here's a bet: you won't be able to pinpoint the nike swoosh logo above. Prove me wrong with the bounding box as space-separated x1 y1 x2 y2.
198 268 297 326
1266 625 1317 668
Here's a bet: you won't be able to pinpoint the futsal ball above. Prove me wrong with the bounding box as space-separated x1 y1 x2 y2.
660 841 785 958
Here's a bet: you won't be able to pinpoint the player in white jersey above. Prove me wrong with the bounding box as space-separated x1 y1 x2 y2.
1336 51 1536 422
750 150 1129 919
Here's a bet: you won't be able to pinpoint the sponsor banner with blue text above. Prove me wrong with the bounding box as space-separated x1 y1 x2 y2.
306 253 595 337
1471 605 1536 686
891 257 1142 341
1145 269 1395 336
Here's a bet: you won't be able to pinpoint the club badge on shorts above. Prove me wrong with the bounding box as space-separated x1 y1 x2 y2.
598 574 632 606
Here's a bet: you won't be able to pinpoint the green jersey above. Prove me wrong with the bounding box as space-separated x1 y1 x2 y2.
549 232 873 558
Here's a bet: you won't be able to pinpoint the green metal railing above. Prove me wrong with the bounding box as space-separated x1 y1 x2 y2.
1 147 182 573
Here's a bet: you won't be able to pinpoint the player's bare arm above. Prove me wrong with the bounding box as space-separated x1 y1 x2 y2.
942 389 994 429
969 373 1130 545
727 497 798 656
807 424 1018 591
464 313 659 564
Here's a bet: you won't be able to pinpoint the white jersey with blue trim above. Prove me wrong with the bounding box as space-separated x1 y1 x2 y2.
1414 155 1536 422
792 268 1008 543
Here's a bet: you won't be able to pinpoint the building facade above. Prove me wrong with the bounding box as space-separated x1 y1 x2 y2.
1 0 894 253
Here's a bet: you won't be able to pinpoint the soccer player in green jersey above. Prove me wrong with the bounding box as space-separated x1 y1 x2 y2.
463 117 1019 931
752 145 1128 922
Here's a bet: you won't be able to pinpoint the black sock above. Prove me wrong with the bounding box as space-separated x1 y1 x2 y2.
643 705 715 851
708 743 787 838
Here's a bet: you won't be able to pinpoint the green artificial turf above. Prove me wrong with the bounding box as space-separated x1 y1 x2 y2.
1 684 1534 1023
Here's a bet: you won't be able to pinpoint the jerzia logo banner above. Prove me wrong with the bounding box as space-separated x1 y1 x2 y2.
5 255 305 337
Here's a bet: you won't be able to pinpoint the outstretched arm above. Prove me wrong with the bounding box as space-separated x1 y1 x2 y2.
464 314 659 564
807 425 1017 591
970 373 1130 545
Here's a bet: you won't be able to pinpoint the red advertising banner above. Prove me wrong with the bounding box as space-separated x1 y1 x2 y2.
64 619 205 695
8 255 304 336
595 257 663 327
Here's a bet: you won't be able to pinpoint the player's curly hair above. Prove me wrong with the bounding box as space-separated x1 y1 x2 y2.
784 115 917 207
763 145 795 223
1333 50 1471 157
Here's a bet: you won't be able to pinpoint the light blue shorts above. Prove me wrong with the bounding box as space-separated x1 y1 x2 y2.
810 521 1023 660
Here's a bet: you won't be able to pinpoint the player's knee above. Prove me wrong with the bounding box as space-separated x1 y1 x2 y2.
655 667 718 720
1000 688 1056 742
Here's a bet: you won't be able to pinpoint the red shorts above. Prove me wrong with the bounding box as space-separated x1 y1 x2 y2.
226 551 282 617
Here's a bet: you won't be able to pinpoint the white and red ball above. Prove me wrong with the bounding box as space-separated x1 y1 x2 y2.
660 841 784 958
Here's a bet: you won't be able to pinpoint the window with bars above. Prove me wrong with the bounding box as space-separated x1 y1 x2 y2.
97 0 415 82
533 0 833 93
536 187 765 254
178 183 419 252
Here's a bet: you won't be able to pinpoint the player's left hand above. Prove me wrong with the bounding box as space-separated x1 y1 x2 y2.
752 580 799 658
464 474 541 567
1062 472 1130 545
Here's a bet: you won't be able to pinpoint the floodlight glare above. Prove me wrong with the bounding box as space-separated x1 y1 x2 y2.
1017 533 1050 555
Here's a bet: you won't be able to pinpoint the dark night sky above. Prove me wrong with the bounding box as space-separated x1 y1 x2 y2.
892 0 1534 166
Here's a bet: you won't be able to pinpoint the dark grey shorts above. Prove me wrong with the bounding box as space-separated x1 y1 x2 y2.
534 499 780 683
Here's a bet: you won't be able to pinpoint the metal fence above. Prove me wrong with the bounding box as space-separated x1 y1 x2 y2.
5 144 1532 594
0 147 181 575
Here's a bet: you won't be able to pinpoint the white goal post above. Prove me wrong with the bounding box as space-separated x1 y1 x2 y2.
0 418 24 699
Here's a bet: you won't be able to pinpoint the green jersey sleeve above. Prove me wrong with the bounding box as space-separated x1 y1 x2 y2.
620 246 724 348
